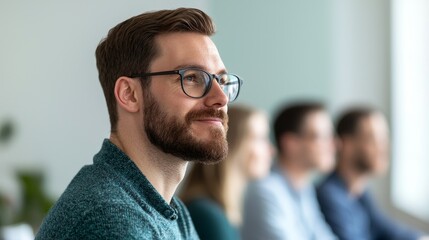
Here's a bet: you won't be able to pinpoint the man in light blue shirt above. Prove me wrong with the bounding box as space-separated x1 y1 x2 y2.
242 103 337 240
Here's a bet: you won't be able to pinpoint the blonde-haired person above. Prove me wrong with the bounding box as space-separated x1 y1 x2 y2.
180 104 274 240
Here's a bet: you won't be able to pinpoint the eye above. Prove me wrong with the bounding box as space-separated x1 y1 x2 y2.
183 72 205 86
184 74 199 84
218 74 229 85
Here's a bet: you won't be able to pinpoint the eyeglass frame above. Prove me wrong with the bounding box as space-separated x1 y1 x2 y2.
129 67 243 102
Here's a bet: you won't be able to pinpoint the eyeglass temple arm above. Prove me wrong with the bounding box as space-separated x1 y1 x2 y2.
130 70 180 78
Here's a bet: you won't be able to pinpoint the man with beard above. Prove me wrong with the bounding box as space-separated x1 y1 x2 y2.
317 108 426 240
242 103 337 240
36 8 243 239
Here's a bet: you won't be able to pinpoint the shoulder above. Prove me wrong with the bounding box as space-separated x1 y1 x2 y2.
48 164 130 215
186 198 228 223
36 201 152 239
243 172 293 222
36 165 150 239
316 173 347 204
185 198 237 240
247 171 285 195
245 171 293 208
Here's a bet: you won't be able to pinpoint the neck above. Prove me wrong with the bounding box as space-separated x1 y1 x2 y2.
224 164 247 226
337 159 369 196
279 155 311 190
110 131 188 203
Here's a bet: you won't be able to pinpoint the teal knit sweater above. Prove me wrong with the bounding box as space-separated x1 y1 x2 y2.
35 139 198 239
186 198 238 240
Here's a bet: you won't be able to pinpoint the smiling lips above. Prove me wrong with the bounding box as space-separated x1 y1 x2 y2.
194 118 224 126
186 108 228 128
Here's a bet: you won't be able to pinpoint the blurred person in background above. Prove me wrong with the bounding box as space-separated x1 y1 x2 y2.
180 104 274 240
242 102 337 240
36 8 243 239
317 108 428 240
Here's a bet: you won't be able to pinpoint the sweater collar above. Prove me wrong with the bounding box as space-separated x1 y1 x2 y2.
93 139 179 221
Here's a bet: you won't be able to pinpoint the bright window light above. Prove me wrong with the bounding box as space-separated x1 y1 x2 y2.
391 0 429 222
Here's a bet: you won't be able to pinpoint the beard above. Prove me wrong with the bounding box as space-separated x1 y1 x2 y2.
353 150 372 173
143 90 228 164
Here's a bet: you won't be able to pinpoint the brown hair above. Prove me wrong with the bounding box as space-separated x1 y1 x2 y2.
273 102 324 154
336 107 376 138
180 105 260 223
95 8 216 132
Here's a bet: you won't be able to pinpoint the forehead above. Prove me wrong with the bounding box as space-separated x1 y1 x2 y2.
150 32 225 73
358 113 389 136
302 110 331 131
248 113 269 133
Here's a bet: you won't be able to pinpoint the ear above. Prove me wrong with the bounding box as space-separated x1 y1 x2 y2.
114 77 141 113
279 133 296 155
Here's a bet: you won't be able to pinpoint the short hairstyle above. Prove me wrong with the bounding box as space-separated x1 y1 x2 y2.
95 8 216 132
273 102 324 153
336 107 376 138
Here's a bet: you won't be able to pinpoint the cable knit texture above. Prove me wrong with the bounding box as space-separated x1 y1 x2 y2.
35 139 198 240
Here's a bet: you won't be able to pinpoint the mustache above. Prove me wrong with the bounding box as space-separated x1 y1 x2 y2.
186 108 228 125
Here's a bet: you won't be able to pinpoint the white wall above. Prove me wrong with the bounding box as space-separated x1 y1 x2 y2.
330 0 391 114
210 0 334 114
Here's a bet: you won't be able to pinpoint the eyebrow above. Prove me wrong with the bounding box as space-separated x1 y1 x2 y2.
173 64 228 75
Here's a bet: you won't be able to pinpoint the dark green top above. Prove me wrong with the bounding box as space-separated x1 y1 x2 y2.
35 139 198 240
186 197 239 240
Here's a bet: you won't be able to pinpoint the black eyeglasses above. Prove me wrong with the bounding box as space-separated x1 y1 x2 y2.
130 67 243 102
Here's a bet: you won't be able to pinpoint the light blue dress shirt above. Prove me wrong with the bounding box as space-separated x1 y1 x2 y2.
242 167 337 240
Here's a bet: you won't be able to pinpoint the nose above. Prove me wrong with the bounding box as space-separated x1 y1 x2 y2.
203 79 228 108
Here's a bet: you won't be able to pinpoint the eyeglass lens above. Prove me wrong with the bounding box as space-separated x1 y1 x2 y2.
181 69 240 101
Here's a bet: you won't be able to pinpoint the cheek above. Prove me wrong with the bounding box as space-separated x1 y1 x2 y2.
152 84 196 119
320 140 335 155
377 143 389 159
372 144 390 172
246 142 272 179
309 142 336 170
361 144 379 161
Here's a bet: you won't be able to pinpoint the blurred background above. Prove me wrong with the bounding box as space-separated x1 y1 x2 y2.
0 0 428 235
